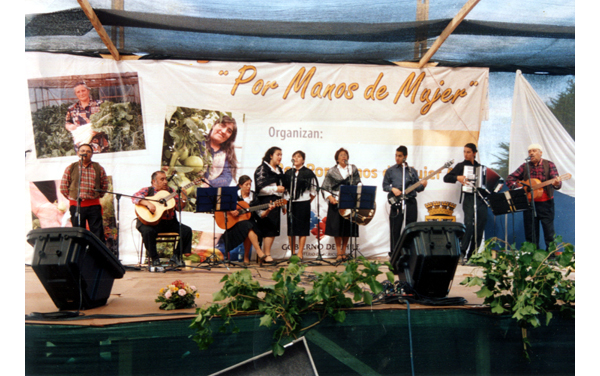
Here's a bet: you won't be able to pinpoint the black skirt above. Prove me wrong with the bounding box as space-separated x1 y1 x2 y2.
223 220 256 252
257 194 282 237
287 201 311 236
325 202 359 237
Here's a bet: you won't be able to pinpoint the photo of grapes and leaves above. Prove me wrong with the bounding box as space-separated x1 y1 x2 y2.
162 107 233 212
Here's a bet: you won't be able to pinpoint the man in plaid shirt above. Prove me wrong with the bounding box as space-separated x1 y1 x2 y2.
60 143 109 243
506 144 563 250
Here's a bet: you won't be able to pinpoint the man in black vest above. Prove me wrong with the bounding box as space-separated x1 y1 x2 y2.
132 171 192 267
506 144 563 250
59 143 108 243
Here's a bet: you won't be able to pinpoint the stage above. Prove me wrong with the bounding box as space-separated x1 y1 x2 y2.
24 259 575 375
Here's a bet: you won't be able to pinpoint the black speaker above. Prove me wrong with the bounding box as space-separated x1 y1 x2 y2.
390 222 465 298
27 227 126 310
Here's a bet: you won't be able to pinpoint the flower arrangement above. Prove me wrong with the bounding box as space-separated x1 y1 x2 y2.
156 280 199 310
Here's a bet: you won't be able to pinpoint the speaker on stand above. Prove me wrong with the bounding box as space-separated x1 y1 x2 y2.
27 227 126 311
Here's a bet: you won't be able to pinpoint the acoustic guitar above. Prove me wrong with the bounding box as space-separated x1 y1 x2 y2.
215 199 287 230
135 177 203 226
387 159 454 206
518 173 571 200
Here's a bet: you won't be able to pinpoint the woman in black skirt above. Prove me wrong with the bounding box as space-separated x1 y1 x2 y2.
254 146 286 263
284 150 318 260
321 147 361 261
221 175 270 265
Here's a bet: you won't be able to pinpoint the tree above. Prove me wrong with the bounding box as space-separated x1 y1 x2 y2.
547 79 575 140
490 141 510 178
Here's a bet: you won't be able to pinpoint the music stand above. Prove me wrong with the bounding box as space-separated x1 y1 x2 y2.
338 185 377 260
489 189 529 246
196 186 243 268
488 189 529 216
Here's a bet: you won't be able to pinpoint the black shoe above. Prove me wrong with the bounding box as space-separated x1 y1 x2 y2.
151 258 161 267
170 255 185 267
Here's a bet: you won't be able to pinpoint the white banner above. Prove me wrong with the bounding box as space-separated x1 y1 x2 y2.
25 52 489 264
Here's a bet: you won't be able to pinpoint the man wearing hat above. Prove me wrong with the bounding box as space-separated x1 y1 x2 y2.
506 144 563 250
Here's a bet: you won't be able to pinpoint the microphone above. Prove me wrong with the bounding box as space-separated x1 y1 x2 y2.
525 156 531 161
167 174 176 182
291 158 294 164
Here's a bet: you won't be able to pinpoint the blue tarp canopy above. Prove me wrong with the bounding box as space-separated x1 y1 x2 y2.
25 0 574 75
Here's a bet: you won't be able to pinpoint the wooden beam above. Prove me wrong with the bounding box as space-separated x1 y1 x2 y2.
392 61 438 68
77 0 120 60
417 0 480 68
99 54 142 60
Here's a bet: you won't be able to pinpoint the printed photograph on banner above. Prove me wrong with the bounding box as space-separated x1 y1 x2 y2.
27 72 146 158
29 178 118 255
162 107 243 212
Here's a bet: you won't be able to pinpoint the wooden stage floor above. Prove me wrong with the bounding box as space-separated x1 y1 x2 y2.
24 258 502 327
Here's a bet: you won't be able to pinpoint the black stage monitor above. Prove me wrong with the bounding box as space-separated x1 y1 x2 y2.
27 227 126 310
390 222 465 298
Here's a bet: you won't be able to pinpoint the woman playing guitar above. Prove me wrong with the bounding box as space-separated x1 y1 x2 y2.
219 175 272 265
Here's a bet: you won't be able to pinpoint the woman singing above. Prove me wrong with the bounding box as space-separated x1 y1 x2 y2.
322 147 361 262
254 146 286 263
284 150 317 260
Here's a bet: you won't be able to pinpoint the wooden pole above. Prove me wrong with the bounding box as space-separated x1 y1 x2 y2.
77 0 121 60
417 0 480 68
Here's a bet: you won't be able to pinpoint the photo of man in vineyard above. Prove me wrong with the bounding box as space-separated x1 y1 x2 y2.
65 81 109 153
28 72 146 158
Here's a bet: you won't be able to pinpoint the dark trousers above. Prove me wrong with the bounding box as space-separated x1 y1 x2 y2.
389 197 418 255
136 218 193 260
461 193 488 258
69 204 105 243
523 199 555 250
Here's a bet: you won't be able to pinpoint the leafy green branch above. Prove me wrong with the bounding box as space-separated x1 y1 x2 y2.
190 256 394 356
461 237 575 358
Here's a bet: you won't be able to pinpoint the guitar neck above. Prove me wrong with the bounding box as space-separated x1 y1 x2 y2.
530 174 571 190
404 165 446 194
243 202 273 213
162 179 201 201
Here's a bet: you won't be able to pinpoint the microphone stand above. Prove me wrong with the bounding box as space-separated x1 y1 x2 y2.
75 155 84 228
391 163 408 256
94 188 122 259
523 157 538 247
288 166 296 260
400 163 407 234
304 182 336 267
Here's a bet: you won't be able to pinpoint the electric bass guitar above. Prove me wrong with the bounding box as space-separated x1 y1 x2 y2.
215 199 287 230
134 177 203 226
387 159 454 206
518 173 571 201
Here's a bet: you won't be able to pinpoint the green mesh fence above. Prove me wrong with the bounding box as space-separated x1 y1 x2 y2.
25 309 574 376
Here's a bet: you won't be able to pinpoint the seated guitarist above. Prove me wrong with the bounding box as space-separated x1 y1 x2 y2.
221 175 271 265
506 143 562 250
132 170 193 267
382 146 427 255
